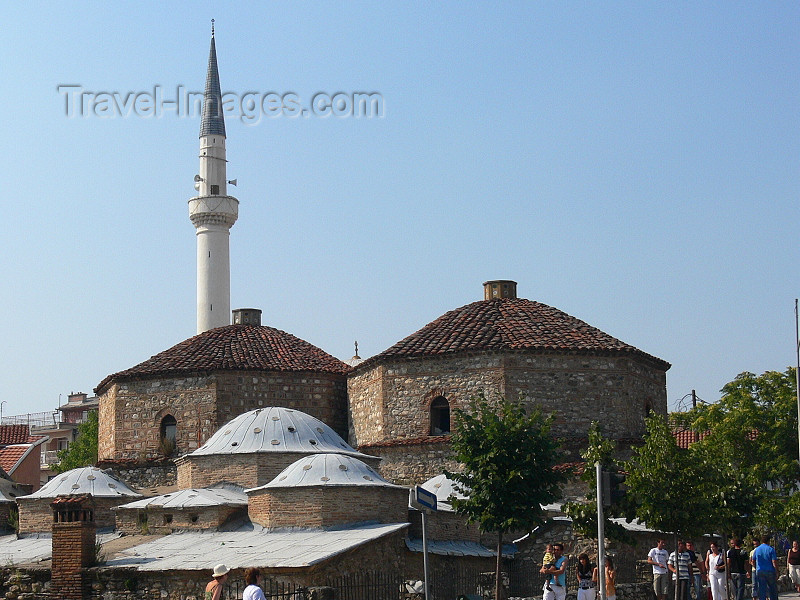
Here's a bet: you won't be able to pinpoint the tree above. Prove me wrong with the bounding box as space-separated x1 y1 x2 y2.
446 393 568 600
687 368 800 535
563 421 635 544
53 410 98 473
624 414 714 539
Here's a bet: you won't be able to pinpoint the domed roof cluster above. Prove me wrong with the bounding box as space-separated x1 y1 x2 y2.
252 453 400 490
96 324 350 393
188 407 371 458
22 466 140 499
356 298 670 370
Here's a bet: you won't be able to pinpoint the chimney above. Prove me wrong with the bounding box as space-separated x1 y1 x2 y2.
51 494 96 599
232 308 262 326
483 280 517 300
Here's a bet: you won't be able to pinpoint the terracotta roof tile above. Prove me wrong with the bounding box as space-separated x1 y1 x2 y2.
0 425 36 445
356 298 670 370
96 324 350 393
0 445 30 474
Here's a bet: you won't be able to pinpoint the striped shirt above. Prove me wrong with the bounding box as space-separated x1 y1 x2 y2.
668 551 692 580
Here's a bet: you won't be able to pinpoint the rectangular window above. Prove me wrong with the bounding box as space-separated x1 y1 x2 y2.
210 184 219 195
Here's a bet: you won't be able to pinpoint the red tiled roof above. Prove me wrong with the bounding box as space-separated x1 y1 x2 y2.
0 445 31 474
672 428 756 449
0 425 37 445
96 324 350 393
355 298 670 371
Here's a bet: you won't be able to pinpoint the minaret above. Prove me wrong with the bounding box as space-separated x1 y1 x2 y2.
189 22 238 333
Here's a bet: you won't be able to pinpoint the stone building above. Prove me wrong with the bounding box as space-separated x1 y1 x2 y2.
348 280 670 483
96 309 350 461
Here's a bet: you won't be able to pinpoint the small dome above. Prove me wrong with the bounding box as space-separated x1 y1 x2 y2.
115 485 247 510
250 453 403 490
189 407 373 458
418 473 468 511
21 466 140 499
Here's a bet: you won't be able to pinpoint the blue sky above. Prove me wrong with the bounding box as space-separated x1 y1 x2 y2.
1 2 797 416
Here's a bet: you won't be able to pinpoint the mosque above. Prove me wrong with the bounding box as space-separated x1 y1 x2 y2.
94 27 670 487
0 26 672 599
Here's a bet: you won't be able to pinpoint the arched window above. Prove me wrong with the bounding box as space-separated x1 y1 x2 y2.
430 396 450 435
160 415 177 443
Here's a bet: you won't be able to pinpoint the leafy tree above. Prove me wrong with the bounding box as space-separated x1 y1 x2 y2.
53 410 98 473
624 414 714 539
687 368 800 535
446 393 568 600
563 421 634 544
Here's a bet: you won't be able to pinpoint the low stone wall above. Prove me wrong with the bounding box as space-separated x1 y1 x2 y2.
115 505 247 534
97 459 177 490
358 440 460 486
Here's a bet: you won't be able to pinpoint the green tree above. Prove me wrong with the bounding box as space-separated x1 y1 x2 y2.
624 414 714 539
563 421 634 544
53 410 98 473
446 393 568 600
687 368 800 534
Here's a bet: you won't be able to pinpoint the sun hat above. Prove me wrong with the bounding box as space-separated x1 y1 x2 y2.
213 564 230 577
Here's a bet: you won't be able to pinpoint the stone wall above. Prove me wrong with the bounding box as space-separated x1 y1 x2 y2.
407 508 481 543
98 459 177 489
114 505 247 534
356 439 460 486
248 486 409 528
18 497 125 533
99 370 349 462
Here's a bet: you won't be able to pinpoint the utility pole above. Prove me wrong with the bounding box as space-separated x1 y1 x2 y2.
795 300 800 465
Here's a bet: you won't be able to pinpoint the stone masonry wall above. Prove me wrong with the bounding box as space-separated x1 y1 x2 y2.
504 354 667 445
115 505 246 534
215 371 349 439
347 365 386 447
99 459 177 489
407 508 481 543
248 486 408 528
18 497 125 533
98 377 216 461
100 370 349 462
357 441 459 486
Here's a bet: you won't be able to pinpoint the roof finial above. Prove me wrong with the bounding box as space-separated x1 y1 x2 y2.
211 19 215 38
354 341 360 358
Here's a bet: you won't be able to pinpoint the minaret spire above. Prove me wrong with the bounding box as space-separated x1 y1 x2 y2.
188 25 239 333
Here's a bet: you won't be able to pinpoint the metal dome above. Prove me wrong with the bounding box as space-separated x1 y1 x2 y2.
21 466 140 499
189 407 373 459
418 473 468 512
250 453 403 490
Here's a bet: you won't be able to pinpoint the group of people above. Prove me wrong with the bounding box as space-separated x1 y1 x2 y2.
539 543 617 600
205 564 268 600
647 536 790 600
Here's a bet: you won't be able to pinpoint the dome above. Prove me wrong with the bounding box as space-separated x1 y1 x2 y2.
354 298 670 370
188 407 373 458
21 466 140 499
115 485 247 510
250 453 402 490
419 474 468 512
96 324 349 394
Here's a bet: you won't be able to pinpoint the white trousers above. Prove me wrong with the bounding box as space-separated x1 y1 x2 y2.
578 588 596 600
544 583 567 600
709 573 727 600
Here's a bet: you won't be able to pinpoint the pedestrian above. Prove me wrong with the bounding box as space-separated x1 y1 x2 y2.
749 539 759 600
751 535 778 600
686 540 705 600
205 564 230 600
540 542 568 600
787 540 800 593
668 539 694 600
648 539 670 600
576 553 597 600
706 542 727 600
605 557 617 600
242 567 267 600
728 538 748 600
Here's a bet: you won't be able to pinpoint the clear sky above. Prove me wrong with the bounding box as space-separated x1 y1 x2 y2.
1 2 797 417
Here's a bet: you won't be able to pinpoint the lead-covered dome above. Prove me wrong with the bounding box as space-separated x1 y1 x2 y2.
252 453 402 490
21 466 140 499
189 407 371 458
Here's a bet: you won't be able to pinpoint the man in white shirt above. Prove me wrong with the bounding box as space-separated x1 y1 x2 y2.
648 539 670 600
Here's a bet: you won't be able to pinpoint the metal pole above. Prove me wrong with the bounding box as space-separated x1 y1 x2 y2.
422 509 430 600
795 299 800 465
596 461 606 600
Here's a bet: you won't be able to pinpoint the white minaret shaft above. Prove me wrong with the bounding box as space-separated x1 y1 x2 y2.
189 26 238 334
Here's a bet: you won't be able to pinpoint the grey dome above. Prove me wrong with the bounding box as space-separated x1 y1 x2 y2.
22 467 140 499
189 407 373 459
249 453 402 491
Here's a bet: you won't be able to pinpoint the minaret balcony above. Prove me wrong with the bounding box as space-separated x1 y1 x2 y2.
188 195 239 229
